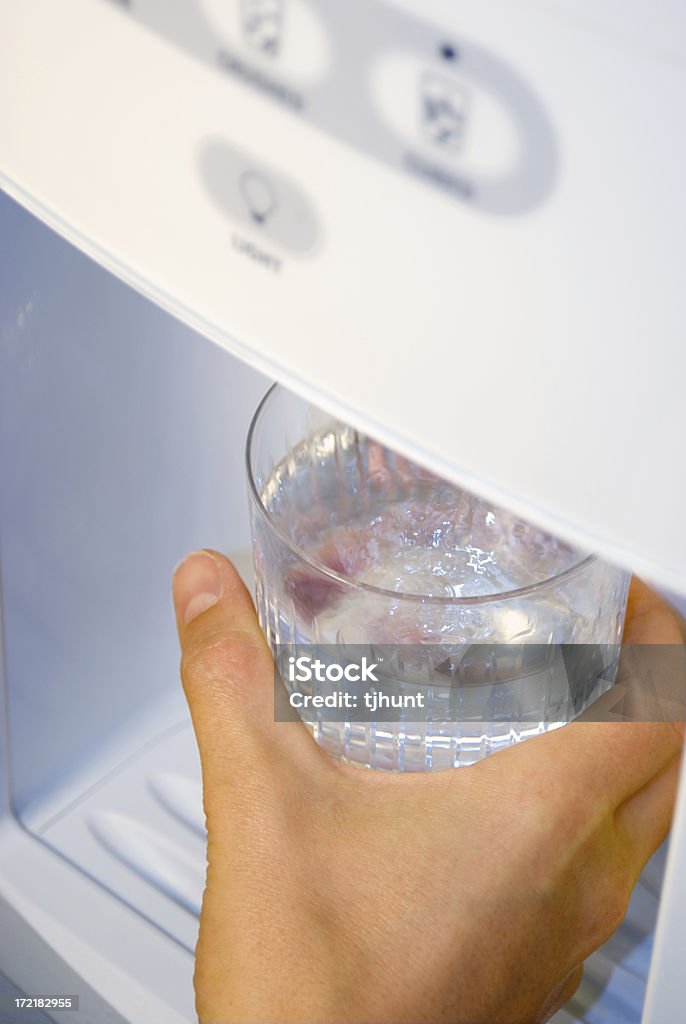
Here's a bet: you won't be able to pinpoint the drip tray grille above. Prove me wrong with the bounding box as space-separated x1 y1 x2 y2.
39 721 205 951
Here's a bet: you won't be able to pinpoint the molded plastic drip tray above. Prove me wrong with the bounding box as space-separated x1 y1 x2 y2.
38 721 205 953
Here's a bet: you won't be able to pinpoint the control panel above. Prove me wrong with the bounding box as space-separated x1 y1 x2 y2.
105 0 558 216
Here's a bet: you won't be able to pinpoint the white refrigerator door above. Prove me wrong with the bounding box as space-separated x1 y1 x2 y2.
1 0 686 594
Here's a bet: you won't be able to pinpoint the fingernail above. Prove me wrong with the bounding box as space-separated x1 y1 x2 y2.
173 551 223 624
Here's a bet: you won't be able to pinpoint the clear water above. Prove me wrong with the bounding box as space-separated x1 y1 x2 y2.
252 425 629 769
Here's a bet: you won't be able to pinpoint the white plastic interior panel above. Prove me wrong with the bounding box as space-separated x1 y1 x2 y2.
0 192 265 1022
1 0 686 594
0 191 269 830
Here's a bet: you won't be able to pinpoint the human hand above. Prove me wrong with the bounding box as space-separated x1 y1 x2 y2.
172 551 684 1024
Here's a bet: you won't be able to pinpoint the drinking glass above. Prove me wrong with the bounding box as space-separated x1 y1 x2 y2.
247 384 630 770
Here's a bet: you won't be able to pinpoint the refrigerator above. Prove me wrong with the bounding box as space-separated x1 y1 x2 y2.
1 1 686 1021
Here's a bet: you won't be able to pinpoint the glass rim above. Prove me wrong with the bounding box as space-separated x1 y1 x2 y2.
246 383 599 607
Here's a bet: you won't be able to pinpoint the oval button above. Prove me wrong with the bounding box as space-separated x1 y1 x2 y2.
371 52 521 180
198 138 320 253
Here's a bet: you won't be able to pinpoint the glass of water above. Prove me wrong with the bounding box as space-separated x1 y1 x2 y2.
247 384 630 770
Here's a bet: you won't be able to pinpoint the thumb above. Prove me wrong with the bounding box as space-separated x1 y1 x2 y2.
172 549 316 790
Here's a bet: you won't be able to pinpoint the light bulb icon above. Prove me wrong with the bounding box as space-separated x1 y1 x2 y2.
240 170 277 225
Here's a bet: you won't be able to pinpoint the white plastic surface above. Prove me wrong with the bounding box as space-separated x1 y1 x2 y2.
0 190 270 829
0 557 195 1024
1 0 686 594
641 748 686 1024
0 817 196 1024
534 0 686 59
39 724 206 950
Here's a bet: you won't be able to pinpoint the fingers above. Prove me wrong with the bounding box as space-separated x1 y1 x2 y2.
616 581 686 723
493 579 685 809
624 578 686 644
172 549 318 773
615 752 683 876
491 721 684 816
538 964 584 1021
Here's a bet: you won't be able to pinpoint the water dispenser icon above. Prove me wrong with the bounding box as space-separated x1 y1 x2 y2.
241 0 285 57
420 70 470 152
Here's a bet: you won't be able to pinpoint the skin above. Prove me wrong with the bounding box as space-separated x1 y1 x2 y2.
172 552 685 1024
